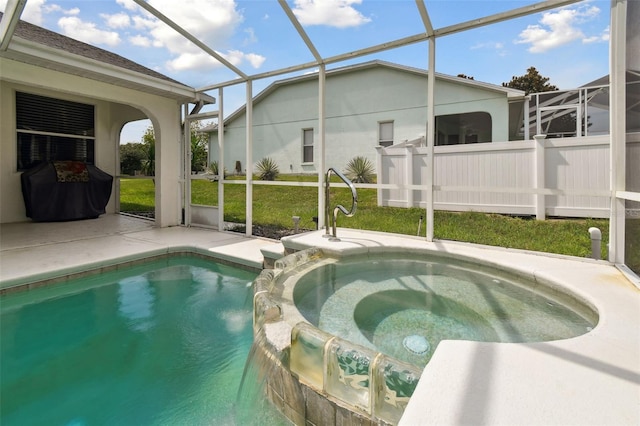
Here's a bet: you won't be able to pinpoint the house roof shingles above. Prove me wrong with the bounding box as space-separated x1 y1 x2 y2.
0 12 196 99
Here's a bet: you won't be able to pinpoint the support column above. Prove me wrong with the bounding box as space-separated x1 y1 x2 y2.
218 87 225 230
246 81 253 236
155 106 183 227
426 37 435 241
609 0 627 264
317 65 326 230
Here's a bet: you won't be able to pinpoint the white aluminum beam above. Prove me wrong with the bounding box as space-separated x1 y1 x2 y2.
415 0 434 36
426 38 435 242
184 104 192 226
218 88 225 231
196 0 583 96
131 0 248 79
609 0 627 264
278 0 323 64
0 0 26 51
434 0 581 38
245 81 253 236
318 64 326 229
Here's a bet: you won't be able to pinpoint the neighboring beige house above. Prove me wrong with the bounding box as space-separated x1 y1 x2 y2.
206 61 525 175
0 13 211 226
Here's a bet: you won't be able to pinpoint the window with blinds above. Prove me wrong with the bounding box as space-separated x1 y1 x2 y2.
378 121 393 147
16 92 95 171
302 128 313 163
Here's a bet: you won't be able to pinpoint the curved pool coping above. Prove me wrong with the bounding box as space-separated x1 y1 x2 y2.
278 229 640 426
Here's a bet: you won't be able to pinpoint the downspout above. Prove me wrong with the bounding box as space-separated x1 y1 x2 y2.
183 103 191 226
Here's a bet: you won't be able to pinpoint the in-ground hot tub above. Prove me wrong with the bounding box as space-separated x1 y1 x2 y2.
253 245 599 425
292 253 596 368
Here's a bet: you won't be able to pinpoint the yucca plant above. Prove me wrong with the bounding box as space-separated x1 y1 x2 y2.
344 156 375 183
208 161 227 178
256 157 280 181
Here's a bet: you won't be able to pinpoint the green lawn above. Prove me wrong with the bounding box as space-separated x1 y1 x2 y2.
120 177 611 259
119 178 155 213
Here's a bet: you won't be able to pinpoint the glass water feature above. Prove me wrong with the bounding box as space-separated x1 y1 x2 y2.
290 323 330 390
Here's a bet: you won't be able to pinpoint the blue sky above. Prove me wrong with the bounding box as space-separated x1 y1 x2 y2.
2 0 611 143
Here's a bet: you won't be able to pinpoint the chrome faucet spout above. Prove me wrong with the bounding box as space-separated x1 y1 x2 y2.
323 168 357 241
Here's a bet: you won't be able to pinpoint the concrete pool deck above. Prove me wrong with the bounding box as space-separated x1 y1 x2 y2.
1 216 639 425
0 214 275 290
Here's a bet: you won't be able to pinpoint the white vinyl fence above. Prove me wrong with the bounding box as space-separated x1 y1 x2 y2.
377 134 640 219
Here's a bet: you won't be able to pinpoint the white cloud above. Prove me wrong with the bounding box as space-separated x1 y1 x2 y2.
122 0 269 73
243 52 266 68
515 4 604 53
147 0 243 51
166 49 265 72
471 42 504 50
58 16 121 47
42 4 61 13
101 12 131 29
132 15 156 31
244 27 257 45
1 0 265 76
129 34 152 47
116 0 140 12
0 0 46 25
292 0 371 28
166 52 220 72
583 26 609 44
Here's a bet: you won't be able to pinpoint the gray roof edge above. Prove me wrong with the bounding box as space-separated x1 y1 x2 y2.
0 12 197 99
5 37 199 101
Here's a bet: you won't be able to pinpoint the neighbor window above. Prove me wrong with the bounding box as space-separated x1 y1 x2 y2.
379 121 393 147
303 128 313 163
16 92 95 171
435 111 491 146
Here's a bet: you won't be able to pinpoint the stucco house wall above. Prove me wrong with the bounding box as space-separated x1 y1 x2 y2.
209 62 519 175
0 12 207 226
0 58 185 225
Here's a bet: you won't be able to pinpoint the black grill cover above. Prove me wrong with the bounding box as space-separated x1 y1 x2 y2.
21 162 113 221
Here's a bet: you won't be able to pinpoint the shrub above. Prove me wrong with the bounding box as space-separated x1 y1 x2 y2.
119 143 145 175
344 156 375 183
256 157 280 181
208 161 227 178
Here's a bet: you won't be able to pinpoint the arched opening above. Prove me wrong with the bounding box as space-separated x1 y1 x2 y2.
118 119 155 221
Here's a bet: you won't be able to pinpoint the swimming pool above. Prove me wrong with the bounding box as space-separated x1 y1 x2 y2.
0 256 287 425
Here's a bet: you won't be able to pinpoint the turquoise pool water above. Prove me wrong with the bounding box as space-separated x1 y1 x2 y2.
1 257 284 425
